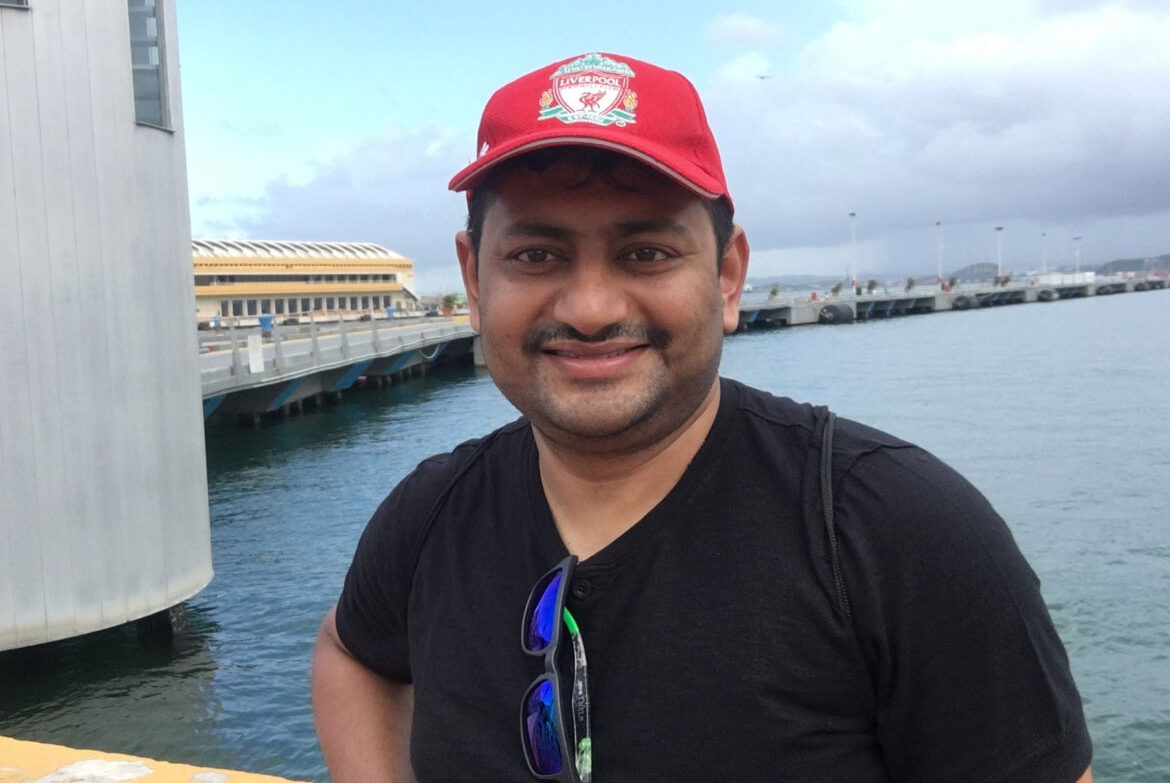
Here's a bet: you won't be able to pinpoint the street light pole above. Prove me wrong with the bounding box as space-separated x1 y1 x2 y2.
849 212 857 295
995 226 1004 279
935 221 943 289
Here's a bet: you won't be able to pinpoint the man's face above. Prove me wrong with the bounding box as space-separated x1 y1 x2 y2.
456 158 749 454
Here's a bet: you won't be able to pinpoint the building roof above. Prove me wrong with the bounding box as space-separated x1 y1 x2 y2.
192 239 407 261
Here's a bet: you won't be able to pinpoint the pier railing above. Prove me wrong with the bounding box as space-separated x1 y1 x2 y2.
199 317 477 419
200 318 475 398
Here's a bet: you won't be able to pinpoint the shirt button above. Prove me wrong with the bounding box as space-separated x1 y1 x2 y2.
572 580 592 598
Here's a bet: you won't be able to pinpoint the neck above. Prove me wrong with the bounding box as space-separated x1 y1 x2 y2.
533 380 722 560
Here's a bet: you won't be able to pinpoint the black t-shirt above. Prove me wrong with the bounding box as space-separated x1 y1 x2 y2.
336 378 1091 783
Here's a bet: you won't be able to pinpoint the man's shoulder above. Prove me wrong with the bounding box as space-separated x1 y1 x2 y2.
723 377 917 462
370 417 532 529
400 415 529 489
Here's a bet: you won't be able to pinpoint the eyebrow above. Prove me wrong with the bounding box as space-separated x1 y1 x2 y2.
502 218 692 241
612 218 691 238
503 222 574 241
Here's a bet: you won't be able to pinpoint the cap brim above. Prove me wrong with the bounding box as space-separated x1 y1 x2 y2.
448 132 725 201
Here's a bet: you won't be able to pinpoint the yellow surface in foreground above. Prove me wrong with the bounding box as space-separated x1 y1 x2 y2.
0 736 306 783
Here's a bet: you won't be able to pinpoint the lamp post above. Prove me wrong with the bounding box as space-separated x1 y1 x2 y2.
935 221 943 289
995 226 1004 279
849 212 857 295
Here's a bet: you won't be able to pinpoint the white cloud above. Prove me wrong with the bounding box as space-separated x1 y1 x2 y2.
707 13 784 48
234 128 473 294
717 52 773 82
703 1 1170 275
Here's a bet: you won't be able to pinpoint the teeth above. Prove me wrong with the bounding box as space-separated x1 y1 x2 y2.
552 347 635 359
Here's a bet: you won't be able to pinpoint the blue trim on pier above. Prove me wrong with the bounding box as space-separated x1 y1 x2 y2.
388 351 416 374
203 395 226 419
267 378 304 412
331 360 374 392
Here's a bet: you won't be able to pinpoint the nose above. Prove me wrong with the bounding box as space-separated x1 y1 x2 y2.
549 256 631 338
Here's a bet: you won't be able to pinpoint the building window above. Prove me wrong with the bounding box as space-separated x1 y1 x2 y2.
302 298 312 312
127 0 169 128
326 297 335 310
288 299 299 314
350 296 359 310
232 300 243 316
361 296 370 309
274 299 285 315
247 300 257 316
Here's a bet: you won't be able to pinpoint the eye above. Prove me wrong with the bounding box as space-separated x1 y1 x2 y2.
621 246 674 264
511 248 558 264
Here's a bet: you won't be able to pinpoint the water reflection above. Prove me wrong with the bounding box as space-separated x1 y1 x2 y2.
0 604 229 768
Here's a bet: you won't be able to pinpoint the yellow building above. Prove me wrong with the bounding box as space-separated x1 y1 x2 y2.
193 239 420 325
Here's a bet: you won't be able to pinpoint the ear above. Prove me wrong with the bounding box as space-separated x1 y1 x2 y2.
719 226 750 334
455 230 481 332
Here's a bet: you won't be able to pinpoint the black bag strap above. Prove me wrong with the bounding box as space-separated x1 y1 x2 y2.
820 411 853 622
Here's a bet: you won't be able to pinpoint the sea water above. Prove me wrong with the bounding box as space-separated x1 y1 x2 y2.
2 289 1167 781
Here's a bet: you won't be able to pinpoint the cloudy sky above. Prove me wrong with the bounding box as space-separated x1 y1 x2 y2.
176 0 1170 293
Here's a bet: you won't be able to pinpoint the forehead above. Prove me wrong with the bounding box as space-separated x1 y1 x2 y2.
481 153 707 227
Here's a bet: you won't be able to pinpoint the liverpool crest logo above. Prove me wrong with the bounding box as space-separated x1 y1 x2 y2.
538 53 638 127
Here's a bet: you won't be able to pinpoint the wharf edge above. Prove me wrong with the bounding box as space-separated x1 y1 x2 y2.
0 735 305 783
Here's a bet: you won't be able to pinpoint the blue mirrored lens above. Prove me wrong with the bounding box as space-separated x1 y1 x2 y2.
523 679 564 775
526 571 562 652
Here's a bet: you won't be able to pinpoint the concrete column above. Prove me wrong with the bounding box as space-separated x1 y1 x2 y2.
273 328 285 371
229 320 241 376
310 314 320 362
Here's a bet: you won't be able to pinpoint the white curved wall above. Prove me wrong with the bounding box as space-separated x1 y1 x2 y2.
0 0 212 650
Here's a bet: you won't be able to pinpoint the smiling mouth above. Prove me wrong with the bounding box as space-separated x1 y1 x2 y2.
543 345 645 360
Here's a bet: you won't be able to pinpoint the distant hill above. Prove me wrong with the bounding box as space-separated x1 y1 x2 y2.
749 253 1169 287
949 262 999 282
746 274 835 286
745 274 843 292
1096 254 1170 274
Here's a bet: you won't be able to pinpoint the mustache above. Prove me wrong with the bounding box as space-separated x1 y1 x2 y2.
523 323 671 354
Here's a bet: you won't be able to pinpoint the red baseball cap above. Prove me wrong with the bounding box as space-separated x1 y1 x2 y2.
448 52 733 213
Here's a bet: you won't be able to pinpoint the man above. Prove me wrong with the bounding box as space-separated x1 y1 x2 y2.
312 52 1092 783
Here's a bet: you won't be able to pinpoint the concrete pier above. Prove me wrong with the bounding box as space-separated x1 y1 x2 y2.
201 317 476 419
736 273 1166 332
0 736 304 783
